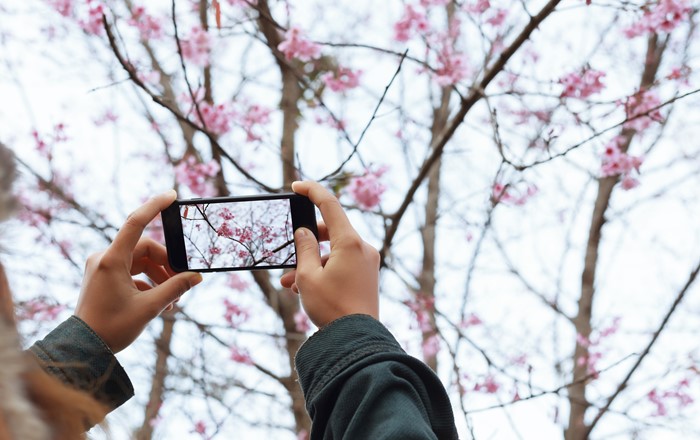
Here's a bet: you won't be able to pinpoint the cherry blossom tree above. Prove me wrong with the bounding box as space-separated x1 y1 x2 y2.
1 0 699 439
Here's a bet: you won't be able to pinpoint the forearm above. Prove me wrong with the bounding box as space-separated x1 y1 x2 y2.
29 315 134 411
295 314 458 439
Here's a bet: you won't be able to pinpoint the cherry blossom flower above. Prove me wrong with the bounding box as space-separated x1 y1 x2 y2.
559 69 606 99
181 26 212 67
485 9 508 26
648 379 694 417
48 0 73 16
433 45 469 86
226 273 250 291
198 102 234 135
16 298 66 322
346 165 389 210
459 313 482 328
277 26 321 62
129 6 163 40
393 5 430 42
473 375 500 393
322 67 362 93
223 298 249 327
237 103 271 141
422 334 440 358
491 182 538 206
600 137 644 191
294 310 311 333
191 420 209 439
174 156 220 197
227 0 258 5
624 0 692 38
464 0 491 14
79 1 104 35
623 89 663 132
420 0 450 6
93 110 118 126
405 294 435 333
230 345 254 365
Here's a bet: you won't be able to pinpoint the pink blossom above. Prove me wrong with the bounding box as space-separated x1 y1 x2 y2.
48 0 73 16
624 0 692 38
465 0 491 14
237 103 271 141
600 137 644 190
230 346 254 365
623 89 663 131
294 310 311 333
422 334 440 358
433 45 469 86
181 26 211 67
485 9 508 26
474 375 500 393
191 420 209 439
194 102 234 135
420 0 450 6
223 298 249 327
393 5 430 42
460 313 482 328
137 69 161 86
227 0 258 6
277 27 321 62
322 67 362 93
217 222 233 237
128 6 163 40
17 298 66 322
174 156 220 197
559 69 606 99
226 273 250 291
79 1 104 35
491 182 538 206
94 110 118 126
648 379 694 417
346 165 389 210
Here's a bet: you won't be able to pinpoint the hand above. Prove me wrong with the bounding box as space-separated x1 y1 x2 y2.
279 181 379 328
74 190 203 353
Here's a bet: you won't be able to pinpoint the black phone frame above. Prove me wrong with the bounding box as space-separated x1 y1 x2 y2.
161 193 318 273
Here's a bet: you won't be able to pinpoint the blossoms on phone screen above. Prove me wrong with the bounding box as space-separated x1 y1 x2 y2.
180 199 295 269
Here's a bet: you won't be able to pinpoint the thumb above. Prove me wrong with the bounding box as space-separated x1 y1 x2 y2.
294 227 321 272
147 272 203 316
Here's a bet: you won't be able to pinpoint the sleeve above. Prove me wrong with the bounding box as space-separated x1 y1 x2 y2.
28 315 134 411
295 314 458 440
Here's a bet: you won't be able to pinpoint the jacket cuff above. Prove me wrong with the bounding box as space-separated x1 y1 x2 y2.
29 315 134 410
295 314 404 404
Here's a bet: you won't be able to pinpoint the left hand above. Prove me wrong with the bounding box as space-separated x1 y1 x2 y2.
75 190 203 353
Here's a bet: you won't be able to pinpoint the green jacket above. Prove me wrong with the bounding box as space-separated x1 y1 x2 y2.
296 314 458 439
31 314 458 439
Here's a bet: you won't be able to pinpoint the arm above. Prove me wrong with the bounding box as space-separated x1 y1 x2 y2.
296 314 458 440
30 190 202 411
281 181 458 439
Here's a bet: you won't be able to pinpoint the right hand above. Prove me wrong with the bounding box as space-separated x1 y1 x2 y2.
279 181 380 328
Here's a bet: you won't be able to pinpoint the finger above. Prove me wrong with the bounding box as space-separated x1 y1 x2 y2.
134 279 152 291
142 272 203 318
280 254 328 289
316 221 329 242
291 181 356 241
280 270 296 288
132 237 169 265
294 227 322 275
141 261 170 285
106 190 177 264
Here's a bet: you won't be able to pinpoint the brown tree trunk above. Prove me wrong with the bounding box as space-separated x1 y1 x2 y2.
565 34 665 440
135 311 176 440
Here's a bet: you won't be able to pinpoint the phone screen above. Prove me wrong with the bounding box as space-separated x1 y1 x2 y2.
181 199 295 270
162 194 317 272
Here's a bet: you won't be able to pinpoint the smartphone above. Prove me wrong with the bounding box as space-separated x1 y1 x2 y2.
161 193 318 272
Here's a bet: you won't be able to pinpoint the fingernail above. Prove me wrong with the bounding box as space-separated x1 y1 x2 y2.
162 189 177 198
291 181 301 191
295 228 308 239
